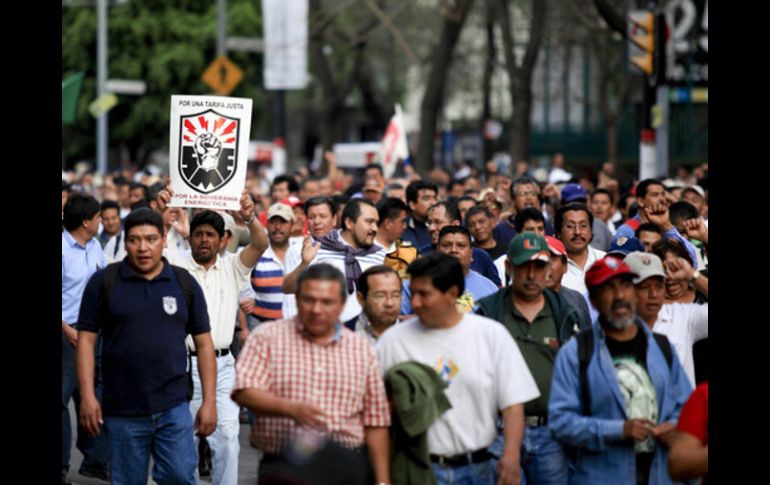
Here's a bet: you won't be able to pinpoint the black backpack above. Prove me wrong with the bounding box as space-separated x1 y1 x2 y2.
576 328 673 416
98 262 197 400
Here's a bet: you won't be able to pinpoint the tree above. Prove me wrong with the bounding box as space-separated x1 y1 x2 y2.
298 0 425 171
567 0 636 164
497 0 547 165
62 0 263 169
414 0 477 174
481 0 498 163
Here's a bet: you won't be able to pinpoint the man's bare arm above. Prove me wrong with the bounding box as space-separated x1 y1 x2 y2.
364 426 390 484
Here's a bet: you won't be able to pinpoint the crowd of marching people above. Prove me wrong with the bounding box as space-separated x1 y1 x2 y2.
62 153 708 484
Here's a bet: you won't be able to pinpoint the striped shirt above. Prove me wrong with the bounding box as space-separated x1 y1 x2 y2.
250 246 286 322
234 318 391 452
310 230 387 323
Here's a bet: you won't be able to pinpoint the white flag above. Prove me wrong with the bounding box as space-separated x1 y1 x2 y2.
379 104 409 179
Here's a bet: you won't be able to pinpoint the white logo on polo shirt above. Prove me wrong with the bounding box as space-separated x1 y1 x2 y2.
163 296 178 315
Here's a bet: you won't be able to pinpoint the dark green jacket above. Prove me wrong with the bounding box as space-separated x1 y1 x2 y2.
385 361 452 485
476 287 590 344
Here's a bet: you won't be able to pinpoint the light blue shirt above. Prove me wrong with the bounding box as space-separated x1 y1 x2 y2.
62 230 107 325
548 320 692 484
400 270 499 315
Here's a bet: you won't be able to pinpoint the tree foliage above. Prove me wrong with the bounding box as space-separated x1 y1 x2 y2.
62 0 263 167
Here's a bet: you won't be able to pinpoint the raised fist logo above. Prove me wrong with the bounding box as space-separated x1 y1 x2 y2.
194 132 223 171
179 109 239 193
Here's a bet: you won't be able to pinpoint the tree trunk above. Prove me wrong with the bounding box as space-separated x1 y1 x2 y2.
498 0 547 168
308 0 366 154
358 67 390 133
510 86 532 163
606 119 619 164
481 0 497 163
415 0 476 174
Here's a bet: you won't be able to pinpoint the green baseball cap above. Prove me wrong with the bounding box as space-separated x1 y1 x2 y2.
507 233 551 266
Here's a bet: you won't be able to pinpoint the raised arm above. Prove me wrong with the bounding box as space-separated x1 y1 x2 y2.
237 189 269 268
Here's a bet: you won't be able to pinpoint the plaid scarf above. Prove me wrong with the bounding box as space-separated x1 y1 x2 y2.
318 230 381 293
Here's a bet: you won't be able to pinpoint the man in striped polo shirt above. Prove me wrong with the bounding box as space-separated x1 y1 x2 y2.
309 199 387 328
248 203 296 327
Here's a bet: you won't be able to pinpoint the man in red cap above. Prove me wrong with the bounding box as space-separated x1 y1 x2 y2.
477 233 591 484
543 235 591 326
548 256 691 484
280 195 306 237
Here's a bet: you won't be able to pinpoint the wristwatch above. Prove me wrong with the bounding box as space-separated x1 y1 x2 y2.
690 271 701 283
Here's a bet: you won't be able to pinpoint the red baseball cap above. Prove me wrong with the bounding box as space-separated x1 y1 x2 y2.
544 236 566 257
584 256 636 289
280 196 304 208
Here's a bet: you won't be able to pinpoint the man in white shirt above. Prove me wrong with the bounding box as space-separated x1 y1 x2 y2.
624 251 708 387
377 253 539 484
159 186 268 485
556 203 606 321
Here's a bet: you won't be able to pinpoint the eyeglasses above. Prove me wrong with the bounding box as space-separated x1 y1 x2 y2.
515 190 539 198
562 223 590 232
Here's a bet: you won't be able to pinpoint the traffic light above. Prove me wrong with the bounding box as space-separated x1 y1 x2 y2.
628 10 655 75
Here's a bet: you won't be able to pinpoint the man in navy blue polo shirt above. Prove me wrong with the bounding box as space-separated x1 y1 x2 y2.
76 208 218 485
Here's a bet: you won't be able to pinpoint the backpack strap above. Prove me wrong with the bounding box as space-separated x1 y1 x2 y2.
652 332 674 369
170 265 195 311
98 262 123 315
112 232 122 258
168 264 199 401
576 328 594 416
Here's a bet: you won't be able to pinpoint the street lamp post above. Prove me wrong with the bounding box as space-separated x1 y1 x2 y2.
96 0 108 174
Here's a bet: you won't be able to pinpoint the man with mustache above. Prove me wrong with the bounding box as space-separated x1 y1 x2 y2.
477 233 590 484
555 203 606 321
307 198 387 327
158 186 269 485
548 256 691 484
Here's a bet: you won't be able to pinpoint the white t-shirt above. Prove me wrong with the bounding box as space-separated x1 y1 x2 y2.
561 246 606 297
562 246 606 323
493 254 508 287
103 230 127 263
375 313 540 455
654 302 708 386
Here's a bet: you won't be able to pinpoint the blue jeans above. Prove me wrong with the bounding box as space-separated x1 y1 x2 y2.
488 425 568 485
104 401 197 485
431 459 496 485
190 353 240 485
246 313 265 332
61 333 109 476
